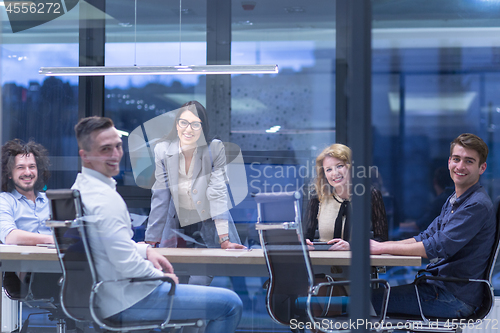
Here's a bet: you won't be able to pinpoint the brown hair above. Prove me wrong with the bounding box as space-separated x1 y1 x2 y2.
1 139 51 192
450 133 488 166
74 116 115 151
314 143 352 202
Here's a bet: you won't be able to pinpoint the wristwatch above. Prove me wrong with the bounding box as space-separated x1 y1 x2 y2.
219 235 230 244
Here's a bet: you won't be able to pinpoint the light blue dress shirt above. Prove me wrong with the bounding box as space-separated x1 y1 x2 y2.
0 189 50 244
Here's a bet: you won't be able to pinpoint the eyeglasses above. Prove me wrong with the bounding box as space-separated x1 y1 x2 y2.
177 118 202 131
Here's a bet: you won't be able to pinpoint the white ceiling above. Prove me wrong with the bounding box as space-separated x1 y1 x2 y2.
2 0 500 47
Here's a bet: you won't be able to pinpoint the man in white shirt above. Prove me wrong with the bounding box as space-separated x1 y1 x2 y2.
71 116 242 332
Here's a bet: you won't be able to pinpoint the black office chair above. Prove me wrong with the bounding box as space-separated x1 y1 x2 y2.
384 203 500 333
2 271 70 333
254 191 390 332
2 215 74 333
45 189 202 332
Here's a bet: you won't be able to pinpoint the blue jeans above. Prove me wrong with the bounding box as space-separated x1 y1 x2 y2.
372 283 475 319
107 282 243 333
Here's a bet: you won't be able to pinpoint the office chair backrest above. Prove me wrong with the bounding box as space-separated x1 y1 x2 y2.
47 190 202 332
255 191 314 325
256 191 299 223
46 189 95 323
474 200 500 319
488 201 500 282
2 187 77 303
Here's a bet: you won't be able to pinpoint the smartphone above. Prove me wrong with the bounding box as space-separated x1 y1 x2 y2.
312 241 329 246
311 242 333 251
36 244 55 249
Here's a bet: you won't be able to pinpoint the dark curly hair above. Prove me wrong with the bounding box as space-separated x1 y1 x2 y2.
1 139 51 193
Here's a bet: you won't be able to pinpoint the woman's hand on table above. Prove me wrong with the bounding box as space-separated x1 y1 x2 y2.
220 240 247 249
305 239 315 250
327 238 350 251
219 233 247 249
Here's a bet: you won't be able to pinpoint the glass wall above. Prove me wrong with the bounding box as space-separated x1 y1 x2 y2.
371 0 500 289
372 1 500 229
101 3 336 329
3 0 500 330
0 4 79 189
102 0 337 236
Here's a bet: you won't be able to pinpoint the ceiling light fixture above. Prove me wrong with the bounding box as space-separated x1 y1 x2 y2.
39 0 278 77
265 125 281 133
40 65 279 76
116 129 130 137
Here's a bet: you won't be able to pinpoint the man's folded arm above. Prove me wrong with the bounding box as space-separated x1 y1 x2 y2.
5 229 54 245
370 238 427 258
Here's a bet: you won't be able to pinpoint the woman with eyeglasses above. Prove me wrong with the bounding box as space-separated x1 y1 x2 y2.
145 101 245 285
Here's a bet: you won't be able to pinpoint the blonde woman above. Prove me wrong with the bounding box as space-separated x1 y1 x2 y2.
304 144 388 250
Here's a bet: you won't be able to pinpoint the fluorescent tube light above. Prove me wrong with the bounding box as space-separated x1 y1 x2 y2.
266 126 281 133
39 64 278 76
388 92 476 114
116 129 129 137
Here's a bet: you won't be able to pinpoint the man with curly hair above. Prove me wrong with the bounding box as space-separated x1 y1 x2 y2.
0 139 53 245
0 140 77 331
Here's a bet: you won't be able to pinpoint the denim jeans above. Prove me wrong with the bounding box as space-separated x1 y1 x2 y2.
107 282 243 333
372 282 475 319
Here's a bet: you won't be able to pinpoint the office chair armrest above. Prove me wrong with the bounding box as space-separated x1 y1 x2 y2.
305 278 391 329
96 276 177 299
311 278 389 296
92 276 191 332
411 275 492 324
46 219 83 228
414 274 490 285
130 276 176 296
311 280 351 296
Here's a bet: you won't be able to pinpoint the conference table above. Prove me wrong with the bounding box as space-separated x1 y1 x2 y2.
0 245 420 329
0 245 421 277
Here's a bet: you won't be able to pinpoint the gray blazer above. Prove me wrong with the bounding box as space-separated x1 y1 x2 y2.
145 139 241 248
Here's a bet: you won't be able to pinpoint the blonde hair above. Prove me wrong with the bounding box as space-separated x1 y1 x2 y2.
314 143 352 202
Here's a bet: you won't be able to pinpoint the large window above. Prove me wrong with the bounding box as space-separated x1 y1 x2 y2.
371 0 500 290
4 0 500 330
1 8 79 188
